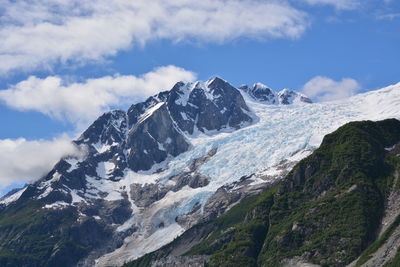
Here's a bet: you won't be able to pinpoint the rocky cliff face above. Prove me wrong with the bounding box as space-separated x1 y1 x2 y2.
167 78 253 134
126 103 191 172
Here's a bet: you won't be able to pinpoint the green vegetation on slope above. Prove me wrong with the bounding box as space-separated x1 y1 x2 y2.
256 120 400 266
189 189 277 267
0 199 80 267
0 196 110 267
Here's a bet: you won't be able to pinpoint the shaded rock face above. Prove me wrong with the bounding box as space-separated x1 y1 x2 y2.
167 77 253 135
126 103 191 171
240 83 278 104
78 110 128 146
127 91 170 128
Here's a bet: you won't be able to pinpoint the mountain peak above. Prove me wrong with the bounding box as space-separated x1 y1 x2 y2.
206 76 229 88
278 88 312 104
253 82 270 89
240 83 312 105
206 76 225 83
167 77 253 135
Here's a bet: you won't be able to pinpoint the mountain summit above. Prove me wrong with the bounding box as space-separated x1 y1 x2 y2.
239 83 312 104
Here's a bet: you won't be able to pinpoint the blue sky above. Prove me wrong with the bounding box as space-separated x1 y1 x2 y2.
0 0 399 195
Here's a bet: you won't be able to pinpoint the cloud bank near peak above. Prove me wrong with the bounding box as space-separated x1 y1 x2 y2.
302 76 361 102
0 136 83 191
0 65 196 128
0 64 196 191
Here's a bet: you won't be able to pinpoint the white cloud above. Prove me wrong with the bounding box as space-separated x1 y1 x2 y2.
377 13 400 20
0 0 308 74
302 76 361 102
0 65 196 128
300 0 360 10
0 136 82 190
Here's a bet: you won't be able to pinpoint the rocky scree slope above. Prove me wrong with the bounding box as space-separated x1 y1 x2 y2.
127 119 400 267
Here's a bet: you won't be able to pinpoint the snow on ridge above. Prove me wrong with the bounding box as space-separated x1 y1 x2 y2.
206 76 228 86
137 102 165 124
174 78 230 106
345 82 400 121
36 172 62 200
0 187 27 206
277 88 310 104
253 82 271 90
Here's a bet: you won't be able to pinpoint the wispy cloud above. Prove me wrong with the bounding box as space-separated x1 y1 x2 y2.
377 13 400 20
0 136 83 190
0 0 308 74
302 76 361 102
300 0 360 10
0 65 196 128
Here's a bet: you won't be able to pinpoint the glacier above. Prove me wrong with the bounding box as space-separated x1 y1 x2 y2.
94 82 400 266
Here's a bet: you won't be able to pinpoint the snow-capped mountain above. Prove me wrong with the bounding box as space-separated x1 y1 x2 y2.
1 77 400 267
239 82 312 104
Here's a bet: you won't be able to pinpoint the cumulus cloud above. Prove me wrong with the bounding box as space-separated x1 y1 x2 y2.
0 65 196 127
302 76 361 102
0 136 82 190
300 0 360 10
0 0 308 74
